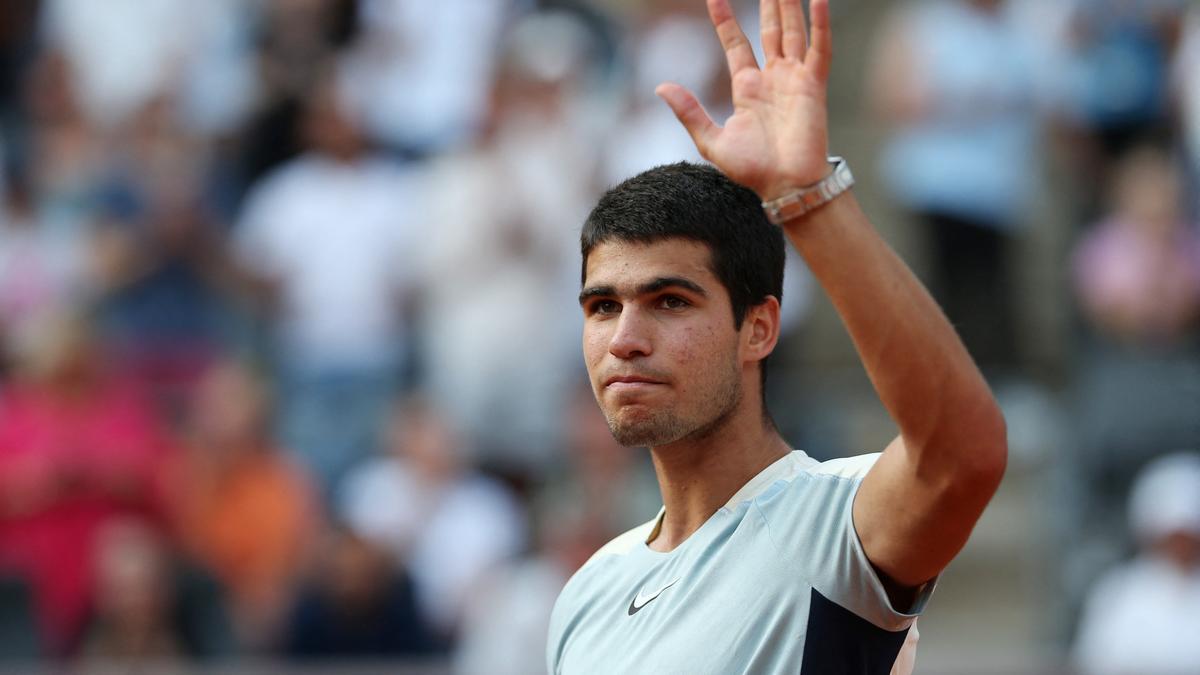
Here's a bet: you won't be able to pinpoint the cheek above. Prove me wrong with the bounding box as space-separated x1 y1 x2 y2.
582 326 607 370
669 325 723 382
683 323 722 361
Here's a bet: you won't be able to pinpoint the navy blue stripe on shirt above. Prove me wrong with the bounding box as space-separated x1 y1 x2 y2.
799 589 910 674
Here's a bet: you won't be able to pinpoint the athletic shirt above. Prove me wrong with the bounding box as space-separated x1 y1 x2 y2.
546 451 933 674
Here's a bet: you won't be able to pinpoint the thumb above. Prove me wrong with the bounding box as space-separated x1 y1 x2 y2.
656 83 719 155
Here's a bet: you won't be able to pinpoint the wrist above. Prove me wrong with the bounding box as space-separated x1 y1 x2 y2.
761 157 855 226
759 164 836 204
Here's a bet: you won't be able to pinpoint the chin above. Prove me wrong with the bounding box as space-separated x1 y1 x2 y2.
609 426 675 448
606 408 689 448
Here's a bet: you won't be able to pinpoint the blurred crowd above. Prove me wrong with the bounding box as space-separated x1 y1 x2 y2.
0 0 1196 673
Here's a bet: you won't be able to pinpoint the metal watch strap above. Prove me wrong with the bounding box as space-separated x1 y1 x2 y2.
761 157 855 225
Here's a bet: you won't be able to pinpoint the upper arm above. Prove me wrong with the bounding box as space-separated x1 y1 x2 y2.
853 420 1007 589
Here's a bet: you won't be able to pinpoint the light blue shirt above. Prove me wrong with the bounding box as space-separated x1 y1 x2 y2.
547 451 933 674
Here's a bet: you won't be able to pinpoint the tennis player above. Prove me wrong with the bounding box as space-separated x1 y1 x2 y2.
547 0 1008 672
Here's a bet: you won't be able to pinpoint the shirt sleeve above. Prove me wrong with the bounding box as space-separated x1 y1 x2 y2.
753 453 936 632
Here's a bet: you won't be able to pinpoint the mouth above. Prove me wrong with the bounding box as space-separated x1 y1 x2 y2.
604 375 667 390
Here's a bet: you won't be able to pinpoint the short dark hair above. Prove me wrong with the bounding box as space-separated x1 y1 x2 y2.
580 162 786 393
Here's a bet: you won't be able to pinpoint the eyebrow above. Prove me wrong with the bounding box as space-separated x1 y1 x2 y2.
578 276 708 306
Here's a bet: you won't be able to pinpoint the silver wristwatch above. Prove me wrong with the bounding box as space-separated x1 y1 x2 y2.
761 157 854 225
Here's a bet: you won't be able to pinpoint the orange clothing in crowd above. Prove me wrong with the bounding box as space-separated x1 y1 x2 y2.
173 448 317 631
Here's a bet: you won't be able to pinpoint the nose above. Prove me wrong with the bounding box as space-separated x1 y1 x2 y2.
608 306 653 360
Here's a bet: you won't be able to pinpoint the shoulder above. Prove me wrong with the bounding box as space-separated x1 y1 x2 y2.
719 451 878 513
748 451 881 521
805 453 881 481
751 452 881 564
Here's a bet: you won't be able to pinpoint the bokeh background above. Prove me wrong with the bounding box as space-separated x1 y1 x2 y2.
0 0 1197 673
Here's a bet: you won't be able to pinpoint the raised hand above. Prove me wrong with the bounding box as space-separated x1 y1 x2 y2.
656 0 833 202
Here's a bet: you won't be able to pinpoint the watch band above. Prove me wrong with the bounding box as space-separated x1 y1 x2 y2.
761 156 855 225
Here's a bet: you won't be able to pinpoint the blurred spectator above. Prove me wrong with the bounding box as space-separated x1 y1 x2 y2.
1006 0 1076 107
1050 0 1188 223
0 0 42 175
0 172 86 361
453 506 608 675
0 310 174 656
1175 4 1200 215
172 359 318 652
1063 144 1200 624
600 2 714 186
39 0 255 135
237 0 360 191
1060 0 1185 160
283 524 438 659
453 556 565 675
418 10 600 468
869 0 1039 369
78 518 185 663
1072 144 1200 347
91 99 253 422
337 396 527 636
234 69 422 493
22 50 106 230
78 516 233 664
338 0 514 157
453 386 655 675
1073 452 1200 674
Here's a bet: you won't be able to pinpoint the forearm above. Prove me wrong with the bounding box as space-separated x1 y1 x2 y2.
781 192 1005 470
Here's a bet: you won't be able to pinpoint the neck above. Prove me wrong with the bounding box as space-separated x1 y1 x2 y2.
646 399 790 552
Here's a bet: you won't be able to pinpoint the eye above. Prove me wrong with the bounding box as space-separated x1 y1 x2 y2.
658 295 690 310
588 299 620 316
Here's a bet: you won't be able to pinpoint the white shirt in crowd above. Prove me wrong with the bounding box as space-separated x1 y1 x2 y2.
1073 554 1200 674
234 154 421 369
338 456 528 632
41 0 254 133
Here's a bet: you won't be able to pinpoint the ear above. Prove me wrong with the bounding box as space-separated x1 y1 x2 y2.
740 296 781 366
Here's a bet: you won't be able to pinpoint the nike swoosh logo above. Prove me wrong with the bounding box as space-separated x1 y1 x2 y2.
627 577 681 615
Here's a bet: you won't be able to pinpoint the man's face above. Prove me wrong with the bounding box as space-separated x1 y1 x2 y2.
580 238 744 447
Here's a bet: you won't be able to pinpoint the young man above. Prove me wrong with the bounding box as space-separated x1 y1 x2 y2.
546 0 1007 673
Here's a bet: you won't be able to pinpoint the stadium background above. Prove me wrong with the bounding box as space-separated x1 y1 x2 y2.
0 0 1197 672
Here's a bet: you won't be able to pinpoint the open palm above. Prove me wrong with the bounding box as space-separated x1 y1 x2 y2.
656 0 833 202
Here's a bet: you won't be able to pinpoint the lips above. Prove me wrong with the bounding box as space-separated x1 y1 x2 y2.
604 374 666 388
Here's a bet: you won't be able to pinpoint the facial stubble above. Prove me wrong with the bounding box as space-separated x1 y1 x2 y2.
599 357 743 448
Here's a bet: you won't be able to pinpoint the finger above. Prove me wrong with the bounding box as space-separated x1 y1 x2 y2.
655 83 720 155
760 0 782 63
707 0 758 76
780 0 807 61
808 0 832 80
